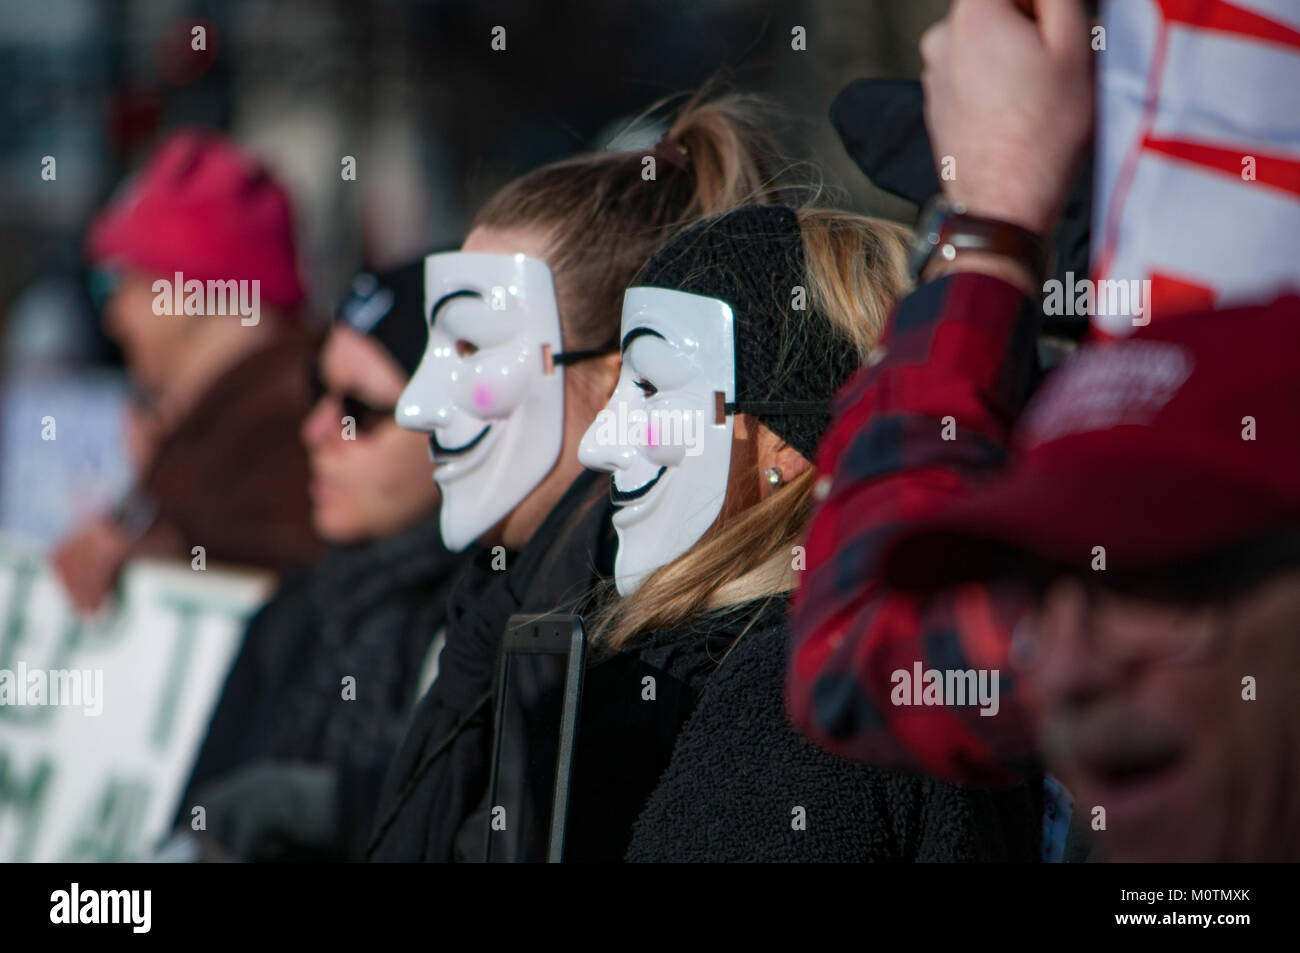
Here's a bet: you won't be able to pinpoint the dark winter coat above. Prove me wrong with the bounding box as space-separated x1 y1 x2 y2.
625 596 1044 862
134 329 324 572
176 511 462 860
366 468 617 861
557 608 740 860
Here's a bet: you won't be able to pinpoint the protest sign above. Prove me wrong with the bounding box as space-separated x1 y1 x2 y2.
0 537 270 861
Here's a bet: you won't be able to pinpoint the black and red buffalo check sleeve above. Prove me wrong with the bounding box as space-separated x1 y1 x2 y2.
788 272 1044 784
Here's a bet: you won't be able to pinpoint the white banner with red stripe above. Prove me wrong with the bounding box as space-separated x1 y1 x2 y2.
1093 0 1300 335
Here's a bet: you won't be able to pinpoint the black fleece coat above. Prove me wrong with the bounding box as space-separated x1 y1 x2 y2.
367 468 617 861
558 610 738 860
176 512 462 860
625 597 1043 862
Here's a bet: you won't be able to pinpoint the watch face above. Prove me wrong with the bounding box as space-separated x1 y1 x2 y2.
909 197 951 278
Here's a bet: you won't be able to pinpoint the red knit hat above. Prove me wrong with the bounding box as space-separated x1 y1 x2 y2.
88 128 306 312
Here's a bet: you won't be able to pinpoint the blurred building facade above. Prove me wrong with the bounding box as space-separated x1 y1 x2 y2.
0 0 947 360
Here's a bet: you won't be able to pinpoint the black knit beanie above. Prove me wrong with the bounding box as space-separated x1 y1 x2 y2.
334 259 428 376
634 205 861 461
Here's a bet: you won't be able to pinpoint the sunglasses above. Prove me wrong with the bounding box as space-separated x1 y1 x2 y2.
308 363 397 433
88 267 121 312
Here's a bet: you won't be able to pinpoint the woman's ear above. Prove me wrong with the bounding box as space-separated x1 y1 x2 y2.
755 424 810 498
771 443 811 483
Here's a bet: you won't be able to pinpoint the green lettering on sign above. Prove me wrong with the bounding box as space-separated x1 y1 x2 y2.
0 751 53 861
60 775 151 862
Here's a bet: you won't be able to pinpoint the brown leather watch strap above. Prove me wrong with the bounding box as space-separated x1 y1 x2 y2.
934 212 1052 279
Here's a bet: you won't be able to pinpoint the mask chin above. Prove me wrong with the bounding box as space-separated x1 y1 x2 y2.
611 451 730 596
436 402 562 550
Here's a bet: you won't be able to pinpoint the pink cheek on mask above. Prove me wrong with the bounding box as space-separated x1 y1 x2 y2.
647 422 660 448
473 383 494 413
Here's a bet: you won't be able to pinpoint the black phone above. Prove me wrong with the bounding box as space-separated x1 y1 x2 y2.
484 613 586 863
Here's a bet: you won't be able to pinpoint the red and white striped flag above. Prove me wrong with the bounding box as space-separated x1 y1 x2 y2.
1092 0 1300 336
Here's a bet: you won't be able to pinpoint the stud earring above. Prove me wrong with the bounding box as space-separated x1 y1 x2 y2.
765 467 782 487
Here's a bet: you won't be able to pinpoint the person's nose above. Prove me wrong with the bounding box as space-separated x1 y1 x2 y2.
1029 577 1115 711
300 395 338 450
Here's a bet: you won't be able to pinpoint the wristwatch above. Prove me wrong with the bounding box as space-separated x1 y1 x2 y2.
908 196 1052 283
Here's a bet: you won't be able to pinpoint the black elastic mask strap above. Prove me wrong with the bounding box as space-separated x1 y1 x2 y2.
723 400 830 416
552 345 619 366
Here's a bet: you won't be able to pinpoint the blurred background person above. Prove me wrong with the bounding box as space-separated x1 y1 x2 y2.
880 297 1300 862
785 1 1100 869
171 260 464 862
788 0 1300 862
788 0 1093 779
52 129 323 611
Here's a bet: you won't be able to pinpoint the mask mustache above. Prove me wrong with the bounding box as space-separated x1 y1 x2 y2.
610 467 666 504
429 424 490 459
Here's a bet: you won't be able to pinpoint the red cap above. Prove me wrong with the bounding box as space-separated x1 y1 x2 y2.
883 292 1300 587
88 128 306 311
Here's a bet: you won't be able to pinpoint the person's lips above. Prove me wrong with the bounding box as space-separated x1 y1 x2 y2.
1080 739 1184 788
429 425 490 461
610 467 667 505
1079 745 1189 832
1048 713 1189 827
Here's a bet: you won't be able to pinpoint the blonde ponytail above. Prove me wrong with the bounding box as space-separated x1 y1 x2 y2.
663 92 795 220
471 92 798 356
795 207 912 355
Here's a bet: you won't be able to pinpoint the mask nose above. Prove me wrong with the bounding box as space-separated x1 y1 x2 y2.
578 412 615 472
579 381 648 473
397 348 454 432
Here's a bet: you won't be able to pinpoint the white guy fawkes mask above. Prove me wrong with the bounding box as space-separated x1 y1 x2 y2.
578 286 735 596
398 252 565 551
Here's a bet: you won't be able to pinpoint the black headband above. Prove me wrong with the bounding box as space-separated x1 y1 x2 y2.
635 205 860 460
724 399 828 416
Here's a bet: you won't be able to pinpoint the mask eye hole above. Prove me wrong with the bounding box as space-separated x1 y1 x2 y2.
634 378 658 398
455 339 479 358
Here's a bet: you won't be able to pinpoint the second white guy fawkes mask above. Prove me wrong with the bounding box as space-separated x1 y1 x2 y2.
578 286 736 596
576 205 867 596
397 251 566 551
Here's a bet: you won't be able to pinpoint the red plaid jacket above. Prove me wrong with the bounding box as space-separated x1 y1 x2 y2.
787 273 1044 784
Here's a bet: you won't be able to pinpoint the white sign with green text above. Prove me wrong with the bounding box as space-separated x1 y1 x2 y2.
0 536 270 861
